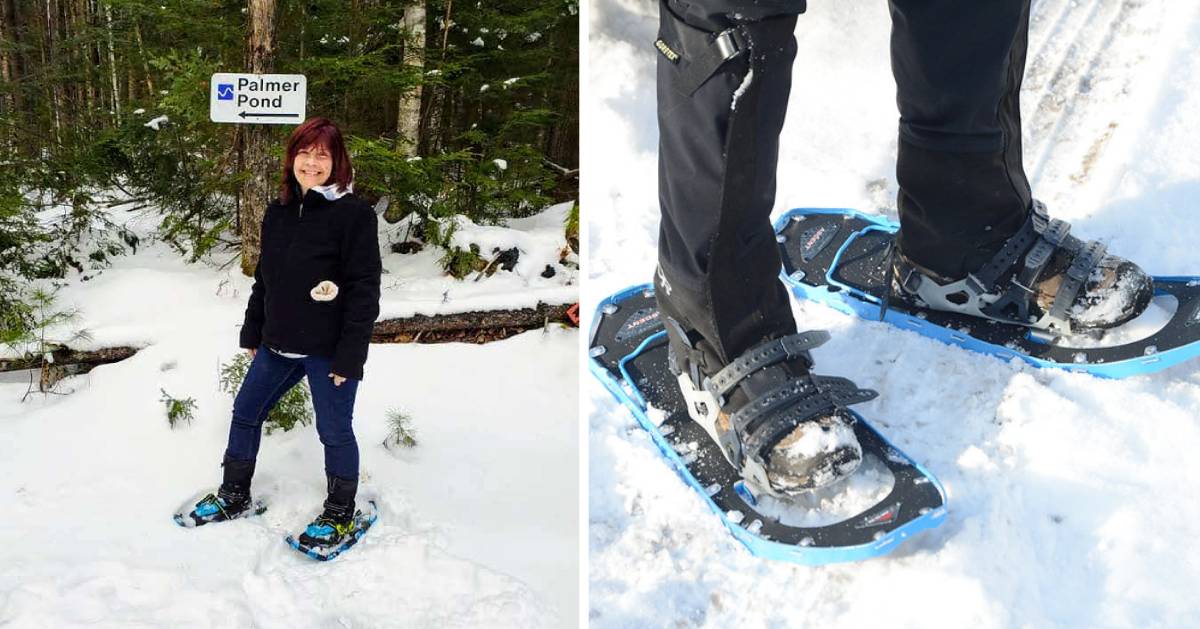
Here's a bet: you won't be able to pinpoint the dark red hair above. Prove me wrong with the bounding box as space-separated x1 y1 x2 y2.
279 117 354 205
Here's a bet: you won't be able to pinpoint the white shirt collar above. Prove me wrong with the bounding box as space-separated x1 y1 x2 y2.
310 182 352 201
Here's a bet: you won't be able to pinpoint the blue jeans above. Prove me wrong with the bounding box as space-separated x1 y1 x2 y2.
225 348 360 480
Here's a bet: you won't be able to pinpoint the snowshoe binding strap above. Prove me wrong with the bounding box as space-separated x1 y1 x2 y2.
190 491 248 522
730 374 874 440
1047 239 1107 327
705 331 829 399
740 377 876 466
900 200 1108 334
193 494 226 519
699 333 878 467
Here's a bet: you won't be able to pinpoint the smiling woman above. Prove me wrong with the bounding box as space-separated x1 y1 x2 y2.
176 116 383 560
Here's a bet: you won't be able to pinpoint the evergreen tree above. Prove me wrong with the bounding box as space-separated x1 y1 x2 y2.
0 0 578 319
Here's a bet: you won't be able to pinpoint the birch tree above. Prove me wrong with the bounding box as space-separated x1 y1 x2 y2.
396 0 424 155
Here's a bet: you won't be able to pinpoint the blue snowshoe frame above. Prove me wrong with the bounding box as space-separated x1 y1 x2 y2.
774 208 1200 379
589 285 947 566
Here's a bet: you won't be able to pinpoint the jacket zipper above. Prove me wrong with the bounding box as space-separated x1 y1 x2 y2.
299 200 304 219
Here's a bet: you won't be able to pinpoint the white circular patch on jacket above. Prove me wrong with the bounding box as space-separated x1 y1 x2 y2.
311 280 339 301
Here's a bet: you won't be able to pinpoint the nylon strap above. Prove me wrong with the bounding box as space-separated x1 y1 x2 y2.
670 25 748 96
737 376 878 461
972 201 1049 290
705 331 830 399
983 218 1069 322
730 377 820 437
1049 239 1107 323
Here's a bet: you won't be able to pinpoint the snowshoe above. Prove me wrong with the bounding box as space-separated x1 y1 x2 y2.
173 489 267 528
589 285 947 566
286 500 378 561
775 207 1200 378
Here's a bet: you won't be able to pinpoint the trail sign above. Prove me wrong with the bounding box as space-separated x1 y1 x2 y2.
210 73 307 124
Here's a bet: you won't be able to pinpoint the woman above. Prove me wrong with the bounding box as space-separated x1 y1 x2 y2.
179 117 382 553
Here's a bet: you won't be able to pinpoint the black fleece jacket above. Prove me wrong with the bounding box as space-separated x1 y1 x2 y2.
239 187 382 381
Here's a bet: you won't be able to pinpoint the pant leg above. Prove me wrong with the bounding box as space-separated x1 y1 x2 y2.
890 0 1034 278
303 356 360 481
653 0 805 364
225 349 307 462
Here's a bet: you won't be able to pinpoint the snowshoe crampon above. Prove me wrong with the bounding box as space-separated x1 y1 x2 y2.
589 285 947 565
285 500 378 561
173 490 267 528
775 208 1200 378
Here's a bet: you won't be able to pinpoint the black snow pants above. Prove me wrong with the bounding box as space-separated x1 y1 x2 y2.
653 0 1034 364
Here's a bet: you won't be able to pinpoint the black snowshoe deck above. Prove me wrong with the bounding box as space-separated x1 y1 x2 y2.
775 209 1200 377
589 286 946 564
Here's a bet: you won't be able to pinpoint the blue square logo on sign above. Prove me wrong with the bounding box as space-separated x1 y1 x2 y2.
216 84 234 100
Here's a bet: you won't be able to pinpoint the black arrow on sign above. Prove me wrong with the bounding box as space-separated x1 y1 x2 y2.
238 111 300 119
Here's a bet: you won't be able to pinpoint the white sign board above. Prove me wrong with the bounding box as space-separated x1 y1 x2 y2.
210 73 306 124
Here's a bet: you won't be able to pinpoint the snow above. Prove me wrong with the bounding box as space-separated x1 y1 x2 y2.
471 37 485 47
585 0 1200 626
378 202 576 320
775 415 857 461
494 158 509 171
730 68 753 111
143 115 169 130
0 202 578 626
755 454 894 528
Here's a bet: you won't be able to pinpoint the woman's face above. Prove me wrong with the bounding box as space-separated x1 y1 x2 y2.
293 143 333 193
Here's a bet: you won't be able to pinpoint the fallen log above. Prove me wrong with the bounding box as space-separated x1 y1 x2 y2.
0 303 576 376
371 302 575 344
0 346 138 373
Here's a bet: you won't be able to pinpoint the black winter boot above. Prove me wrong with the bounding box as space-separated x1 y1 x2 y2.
176 456 257 527
297 475 358 549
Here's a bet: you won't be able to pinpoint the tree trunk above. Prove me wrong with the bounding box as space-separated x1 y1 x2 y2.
102 1 119 124
238 0 278 276
44 0 63 144
133 19 153 96
0 0 13 119
370 302 575 342
396 1 424 154
418 0 452 155
0 346 138 373
4 0 26 147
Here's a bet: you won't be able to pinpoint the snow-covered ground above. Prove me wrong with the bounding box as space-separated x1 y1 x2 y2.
378 203 578 319
0 204 579 627
585 0 1200 627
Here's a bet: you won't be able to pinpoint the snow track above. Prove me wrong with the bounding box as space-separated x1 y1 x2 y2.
1024 0 1158 197
586 1 1200 626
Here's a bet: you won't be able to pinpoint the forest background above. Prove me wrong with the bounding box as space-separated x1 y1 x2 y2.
0 0 579 343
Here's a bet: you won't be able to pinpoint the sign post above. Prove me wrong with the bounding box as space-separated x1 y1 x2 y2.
209 73 307 124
